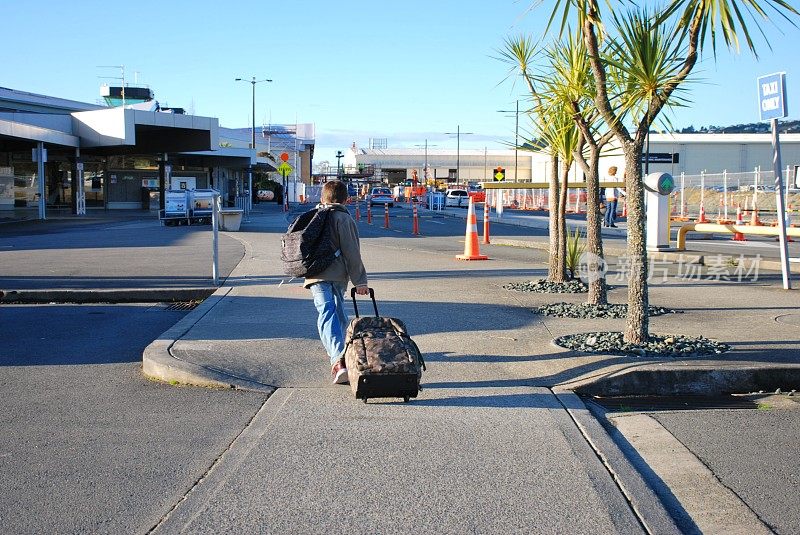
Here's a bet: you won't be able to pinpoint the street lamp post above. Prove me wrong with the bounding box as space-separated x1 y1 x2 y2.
497 99 521 181
444 125 474 184
236 76 272 209
336 151 344 178
413 139 438 183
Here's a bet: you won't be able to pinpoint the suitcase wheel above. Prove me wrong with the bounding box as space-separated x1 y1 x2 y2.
362 397 368 404
403 396 410 403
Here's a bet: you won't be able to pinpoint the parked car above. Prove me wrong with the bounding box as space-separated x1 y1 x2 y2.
367 187 394 207
468 184 486 203
445 188 470 207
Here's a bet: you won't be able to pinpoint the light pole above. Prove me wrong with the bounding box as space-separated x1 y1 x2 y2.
235 76 271 209
335 150 344 178
235 76 272 149
497 99 521 181
413 140 438 184
445 125 474 184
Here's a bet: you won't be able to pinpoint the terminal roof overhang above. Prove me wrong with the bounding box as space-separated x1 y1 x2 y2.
0 107 219 157
72 108 219 155
0 117 79 149
180 147 277 171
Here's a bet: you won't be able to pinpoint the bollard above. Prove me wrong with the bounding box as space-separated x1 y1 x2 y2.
211 193 220 286
355 204 361 222
412 202 419 235
367 204 372 224
483 200 490 244
384 203 390 229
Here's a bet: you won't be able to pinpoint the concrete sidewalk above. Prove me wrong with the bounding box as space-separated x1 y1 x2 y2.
141 202 799 532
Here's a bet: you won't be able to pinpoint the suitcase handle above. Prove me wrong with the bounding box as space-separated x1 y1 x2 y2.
350 287 378 317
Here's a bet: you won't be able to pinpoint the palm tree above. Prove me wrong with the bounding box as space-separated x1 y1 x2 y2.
539 30 620 305
498 35 568 282
538 0 798 343
534 99 582 282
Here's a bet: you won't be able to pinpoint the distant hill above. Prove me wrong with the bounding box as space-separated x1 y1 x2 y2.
675 120 800 134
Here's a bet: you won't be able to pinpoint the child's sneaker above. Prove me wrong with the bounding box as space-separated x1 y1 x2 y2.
331 358 349 385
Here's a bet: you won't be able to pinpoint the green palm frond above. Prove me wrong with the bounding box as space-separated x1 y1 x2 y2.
495 35 543 95
604 6 694 127
660 0 799 57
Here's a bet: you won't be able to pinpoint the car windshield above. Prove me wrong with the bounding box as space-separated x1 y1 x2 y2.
373 189 391 195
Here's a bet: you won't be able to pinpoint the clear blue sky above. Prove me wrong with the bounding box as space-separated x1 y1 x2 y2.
3 0 799 165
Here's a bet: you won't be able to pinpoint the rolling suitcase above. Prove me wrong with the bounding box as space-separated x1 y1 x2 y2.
344 288 426 403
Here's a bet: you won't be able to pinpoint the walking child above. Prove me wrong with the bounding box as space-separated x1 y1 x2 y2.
303 181 369 384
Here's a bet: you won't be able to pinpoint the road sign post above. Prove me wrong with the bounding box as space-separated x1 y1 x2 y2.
758 72 792 289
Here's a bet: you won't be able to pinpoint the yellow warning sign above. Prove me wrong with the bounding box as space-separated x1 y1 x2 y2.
277 162 293 176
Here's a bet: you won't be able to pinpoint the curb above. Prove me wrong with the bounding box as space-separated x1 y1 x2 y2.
141 286 275 393
567 364 800 397
553 389 682 534
0 288 217 304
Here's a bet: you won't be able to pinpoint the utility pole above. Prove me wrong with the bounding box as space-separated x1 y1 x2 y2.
445 125 474 183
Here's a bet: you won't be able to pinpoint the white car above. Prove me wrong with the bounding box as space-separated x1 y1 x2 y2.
367 187 394 207
445 188 469 207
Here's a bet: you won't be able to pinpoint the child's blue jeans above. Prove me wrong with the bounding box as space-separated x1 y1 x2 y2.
309 281 349 365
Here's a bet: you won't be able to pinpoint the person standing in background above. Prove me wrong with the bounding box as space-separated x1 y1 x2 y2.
603 166 625 228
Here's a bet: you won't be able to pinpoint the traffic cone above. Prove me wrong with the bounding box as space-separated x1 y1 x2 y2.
732 205 746 242
621 198 628 218
696 202 709 223
750 206 762 226
456 198 488 261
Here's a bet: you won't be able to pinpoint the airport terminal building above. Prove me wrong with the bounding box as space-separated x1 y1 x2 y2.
0 86 314 219
348 134 800 187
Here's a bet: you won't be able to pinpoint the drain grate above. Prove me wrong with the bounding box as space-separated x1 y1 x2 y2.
587 395 759 412
164 301 200 311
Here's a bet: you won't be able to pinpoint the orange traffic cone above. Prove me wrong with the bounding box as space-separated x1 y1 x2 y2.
456 197 488 261
732 205 746 242
750 207 762 226
621 198 628 218
696 202 709 223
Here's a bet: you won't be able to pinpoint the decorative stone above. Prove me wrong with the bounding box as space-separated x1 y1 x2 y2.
504 279 589 294
552 331 730 358
534 302 677 319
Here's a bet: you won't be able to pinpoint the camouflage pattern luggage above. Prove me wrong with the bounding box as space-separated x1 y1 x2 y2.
345 288 425 403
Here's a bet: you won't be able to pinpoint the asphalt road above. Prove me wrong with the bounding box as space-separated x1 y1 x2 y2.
0 303 267 534
0 216 243 290
652 401 800 535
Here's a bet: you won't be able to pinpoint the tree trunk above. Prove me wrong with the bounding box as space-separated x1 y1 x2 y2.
557 161 569 281
584 149 607 305
548 155 566 281
623 141 649 344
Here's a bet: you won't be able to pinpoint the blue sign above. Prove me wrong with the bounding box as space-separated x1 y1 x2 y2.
758 72 788 121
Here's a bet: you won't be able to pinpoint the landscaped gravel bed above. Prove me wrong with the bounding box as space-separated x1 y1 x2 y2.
554 332 730 358
536 303 678 318
504 279 588 293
